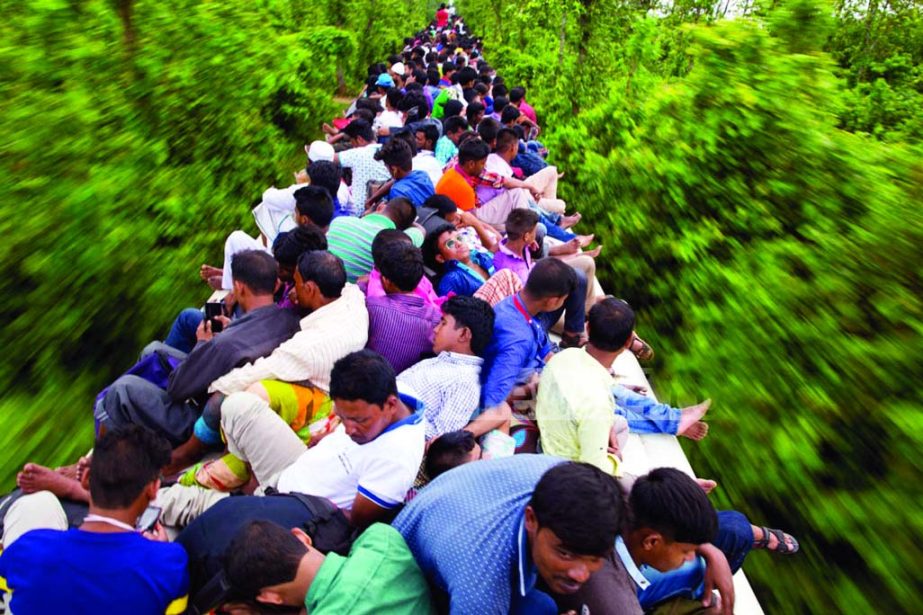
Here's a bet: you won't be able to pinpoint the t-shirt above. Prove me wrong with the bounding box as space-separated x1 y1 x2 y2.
306 523 435 614
435 166 476 212
412 151 444 187
388 170 435 207
337 144 390 214
475 153 513 204
276 397 426 510
327 213 424 283
0 528 189 615
393 455 565 613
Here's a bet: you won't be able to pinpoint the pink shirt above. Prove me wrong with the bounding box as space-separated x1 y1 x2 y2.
492 238 533 284
365 268 447 309
519 100 538 124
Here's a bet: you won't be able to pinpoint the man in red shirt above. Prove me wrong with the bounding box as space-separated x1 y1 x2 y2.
436 4 449 29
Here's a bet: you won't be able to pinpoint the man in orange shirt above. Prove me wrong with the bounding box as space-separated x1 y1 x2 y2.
435 137 488 213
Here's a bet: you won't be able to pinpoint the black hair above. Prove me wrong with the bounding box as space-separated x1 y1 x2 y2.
422 223 456 272
372 229 412 270
456 66 478 87
427 70 441 86
307 161 342 205
351 108 375 124
412 69 428 85
474 82 489 95
492 95 509 114
588 298 636 352
443 115 469 135
343 119 374 143
377 241 424 292
504 208 539 240
89 425 171 509
329 349 398 406
355 98 383 115
509 86 526 103
273 225 328 268
385 87 404 110
294 185 335 228
442 61 456 75
493 84 509 98
529 462 623 556
476 117 501 146
375 137 414 172
462 87 478 104
383 196 417 230
387 54 402 66
297 250 346 298
629 467 718 544
230 250 279 296
495 127 519 154
457 137 490 165
466 101 485 126
425 430 477 478
393 130 419 157
400 91 430 121
416 124 440 150
442 295 495 356
444 99 464 119
225 521 307 599
524 258 577 299
422 194 457 217
500 105 521 124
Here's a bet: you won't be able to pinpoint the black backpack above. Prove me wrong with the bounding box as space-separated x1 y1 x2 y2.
182 492 355 615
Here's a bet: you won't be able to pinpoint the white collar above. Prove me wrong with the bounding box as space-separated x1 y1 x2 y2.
615 536 651 590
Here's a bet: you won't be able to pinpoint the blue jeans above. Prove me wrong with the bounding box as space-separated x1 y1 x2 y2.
534 266 587 335
637 510 753 609
163 308 204 354
612 385 680 435
537 209 576 242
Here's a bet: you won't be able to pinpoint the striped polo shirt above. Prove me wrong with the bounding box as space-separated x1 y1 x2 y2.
326 213 423 283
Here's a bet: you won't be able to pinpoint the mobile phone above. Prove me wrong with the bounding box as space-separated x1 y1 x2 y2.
204 300 226 333
136 505 161 532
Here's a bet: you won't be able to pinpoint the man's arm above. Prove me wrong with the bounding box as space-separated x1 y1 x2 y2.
347 493 394 530
699 543 735 615
208 330 331 395
464 401 511 438
458 210 499 252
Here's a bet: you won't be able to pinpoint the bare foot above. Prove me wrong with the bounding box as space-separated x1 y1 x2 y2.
697 478 718 494
207 275 224 291
678 399 711 439
200 264 222 282
54 462 80 480
549 238 580 257
17 464 89 502
583 245 602 259
576 234 595 248
560 212 582 230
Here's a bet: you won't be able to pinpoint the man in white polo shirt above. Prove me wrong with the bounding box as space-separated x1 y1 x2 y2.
158 350 425 530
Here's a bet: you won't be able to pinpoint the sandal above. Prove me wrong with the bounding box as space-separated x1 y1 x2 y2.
630 335 655 361
754 526 800 555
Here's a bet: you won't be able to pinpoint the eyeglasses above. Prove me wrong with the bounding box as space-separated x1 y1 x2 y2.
444 238 460 249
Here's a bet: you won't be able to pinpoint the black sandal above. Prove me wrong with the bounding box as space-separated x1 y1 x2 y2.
754 526 800 555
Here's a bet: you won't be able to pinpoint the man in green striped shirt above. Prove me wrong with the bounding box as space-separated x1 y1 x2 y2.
326 197 424 282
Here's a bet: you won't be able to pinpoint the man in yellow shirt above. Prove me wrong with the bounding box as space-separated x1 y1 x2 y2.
536 298 711 474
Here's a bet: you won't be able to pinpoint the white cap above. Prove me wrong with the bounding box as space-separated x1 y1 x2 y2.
307 140 335 162
391 61 406 75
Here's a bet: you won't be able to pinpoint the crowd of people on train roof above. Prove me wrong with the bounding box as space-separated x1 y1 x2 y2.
0 6 800 615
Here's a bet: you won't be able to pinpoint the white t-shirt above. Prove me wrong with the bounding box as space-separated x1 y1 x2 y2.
276 407 425 511
413 151 444 187
373 110 404 134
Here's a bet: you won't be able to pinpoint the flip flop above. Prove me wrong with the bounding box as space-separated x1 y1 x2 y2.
630 336 655 361
754 526 800 555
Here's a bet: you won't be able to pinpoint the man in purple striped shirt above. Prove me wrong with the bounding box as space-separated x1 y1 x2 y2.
365 241 442 374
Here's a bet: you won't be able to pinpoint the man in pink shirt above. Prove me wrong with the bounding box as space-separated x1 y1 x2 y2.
510 87 538 124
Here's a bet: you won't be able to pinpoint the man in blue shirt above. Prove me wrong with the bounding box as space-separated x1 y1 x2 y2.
376 137 435 207
392 455 622 614
473 258 577 436
0 426 189 615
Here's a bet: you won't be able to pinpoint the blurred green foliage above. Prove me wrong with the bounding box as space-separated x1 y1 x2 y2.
0 0 426 483
463 0 922 612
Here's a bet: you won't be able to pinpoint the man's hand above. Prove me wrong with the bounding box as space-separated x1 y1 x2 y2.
293 169 309 184
196 318 213 342
142 521 169 542
699 543 735 614
528 185 542 200
457 210 478 228
622 383 648 395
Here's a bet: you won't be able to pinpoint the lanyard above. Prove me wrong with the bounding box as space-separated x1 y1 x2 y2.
82 514 137 532
512 294 532 323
